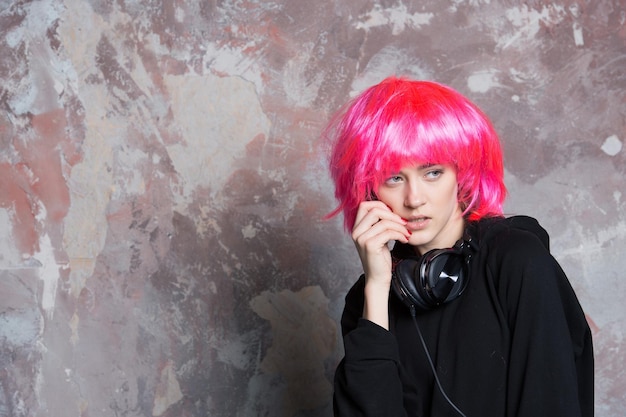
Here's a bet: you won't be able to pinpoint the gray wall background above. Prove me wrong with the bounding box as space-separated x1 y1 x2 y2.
0 0 624 416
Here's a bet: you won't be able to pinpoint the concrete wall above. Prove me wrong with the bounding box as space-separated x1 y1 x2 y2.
0 0 623 416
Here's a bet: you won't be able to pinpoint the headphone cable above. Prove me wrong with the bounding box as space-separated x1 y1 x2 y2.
410 305 468 417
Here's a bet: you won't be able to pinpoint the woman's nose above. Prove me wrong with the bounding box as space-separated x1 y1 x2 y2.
404 183 425 208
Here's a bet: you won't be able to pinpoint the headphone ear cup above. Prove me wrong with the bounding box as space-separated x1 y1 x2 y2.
392 257 433 311
392 248 470 312
420 249 469 304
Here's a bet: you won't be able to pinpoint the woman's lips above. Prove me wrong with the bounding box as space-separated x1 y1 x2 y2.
405 217 430 231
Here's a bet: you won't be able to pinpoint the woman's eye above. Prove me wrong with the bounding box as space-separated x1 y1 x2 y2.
385 175 403 184
425 169 443 179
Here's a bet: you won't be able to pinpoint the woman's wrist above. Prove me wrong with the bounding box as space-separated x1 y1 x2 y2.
363 279 391 330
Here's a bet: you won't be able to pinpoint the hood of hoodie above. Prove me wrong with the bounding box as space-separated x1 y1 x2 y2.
476 215 550 252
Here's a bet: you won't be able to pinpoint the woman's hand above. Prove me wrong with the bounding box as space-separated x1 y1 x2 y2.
351 200 410 329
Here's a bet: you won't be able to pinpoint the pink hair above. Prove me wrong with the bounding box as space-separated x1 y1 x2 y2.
325 77 507 231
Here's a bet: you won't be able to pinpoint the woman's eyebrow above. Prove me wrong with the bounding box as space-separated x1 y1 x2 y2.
417 163 437 169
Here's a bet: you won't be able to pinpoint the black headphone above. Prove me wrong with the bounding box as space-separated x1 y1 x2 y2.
392 234 475 312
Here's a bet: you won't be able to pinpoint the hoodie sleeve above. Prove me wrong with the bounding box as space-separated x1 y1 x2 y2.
333 277 409 417
334 319 408 417
492 227 594 417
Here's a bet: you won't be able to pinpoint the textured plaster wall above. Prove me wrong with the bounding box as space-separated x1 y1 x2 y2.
0 0 623 416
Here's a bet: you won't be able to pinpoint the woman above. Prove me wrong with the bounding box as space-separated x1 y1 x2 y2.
325 77 593 417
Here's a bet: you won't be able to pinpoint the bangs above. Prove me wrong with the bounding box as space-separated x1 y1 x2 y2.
366 102 480 189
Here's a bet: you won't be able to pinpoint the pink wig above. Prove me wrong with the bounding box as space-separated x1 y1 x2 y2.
325 77 507 231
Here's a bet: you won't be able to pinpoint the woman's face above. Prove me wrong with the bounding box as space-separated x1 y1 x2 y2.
376 163 464 254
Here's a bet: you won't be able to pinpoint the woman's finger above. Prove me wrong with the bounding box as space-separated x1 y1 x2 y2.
353 202 406 237
354 220 410 252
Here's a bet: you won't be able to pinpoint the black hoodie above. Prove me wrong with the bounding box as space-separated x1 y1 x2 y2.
334 216 594 417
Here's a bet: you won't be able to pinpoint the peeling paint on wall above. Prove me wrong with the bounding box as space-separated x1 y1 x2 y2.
164 73 272 211
250 286 336 415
